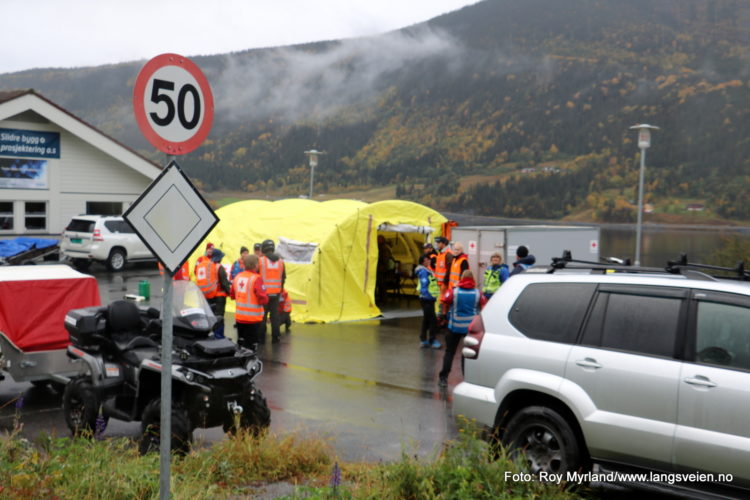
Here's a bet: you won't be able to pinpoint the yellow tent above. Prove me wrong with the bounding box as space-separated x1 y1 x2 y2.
191 199 447 323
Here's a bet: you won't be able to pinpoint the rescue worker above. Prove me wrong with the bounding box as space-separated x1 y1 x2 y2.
253 243 263 258
194 242 214 277
447 242 470 290
230 254 268 349
415 254 441 349
158 260 190 280
438 269 486 387
482 252 509 299
421 242 437 271
195 247 230 339
230 246 250 280
510 245 536 276
434 236 453 323
258 239 286 343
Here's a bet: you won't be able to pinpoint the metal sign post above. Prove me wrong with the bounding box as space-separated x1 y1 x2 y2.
131 53 215 500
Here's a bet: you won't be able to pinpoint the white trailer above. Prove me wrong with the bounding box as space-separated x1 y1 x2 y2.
450 225 600 288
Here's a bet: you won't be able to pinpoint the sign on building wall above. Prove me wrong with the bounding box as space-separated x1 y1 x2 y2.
0 128 60 159
0 158 48 189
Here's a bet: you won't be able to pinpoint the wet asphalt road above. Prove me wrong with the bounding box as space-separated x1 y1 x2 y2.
0 262 461 462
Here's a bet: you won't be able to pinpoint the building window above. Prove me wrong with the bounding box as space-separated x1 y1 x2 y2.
0 201 13 231
24 201 46 231
86 201 122 216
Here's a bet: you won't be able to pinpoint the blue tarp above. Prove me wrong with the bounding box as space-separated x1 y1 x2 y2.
0 237 58 258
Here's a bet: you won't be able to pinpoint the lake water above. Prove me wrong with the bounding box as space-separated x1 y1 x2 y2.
600 226 750 268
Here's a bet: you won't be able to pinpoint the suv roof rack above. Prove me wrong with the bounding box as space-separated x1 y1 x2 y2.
548 250 749 282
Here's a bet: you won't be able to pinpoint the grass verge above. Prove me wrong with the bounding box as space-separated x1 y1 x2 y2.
0 419 587 499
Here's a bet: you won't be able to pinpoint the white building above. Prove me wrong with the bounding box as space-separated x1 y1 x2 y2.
0 89 161 236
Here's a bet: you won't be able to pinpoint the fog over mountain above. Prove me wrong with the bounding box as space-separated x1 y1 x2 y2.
1 0 748 221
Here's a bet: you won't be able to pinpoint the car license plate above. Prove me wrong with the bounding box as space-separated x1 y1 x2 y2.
71 238 82 244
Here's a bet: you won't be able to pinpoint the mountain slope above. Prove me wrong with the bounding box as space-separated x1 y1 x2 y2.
1 0 748 221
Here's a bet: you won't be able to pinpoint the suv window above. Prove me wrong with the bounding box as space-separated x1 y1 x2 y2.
695 300 750 370
66 219 95 233
582 291 683 358
509 283 595 343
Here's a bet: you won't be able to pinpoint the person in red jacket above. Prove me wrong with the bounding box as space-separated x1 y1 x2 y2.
439 269 487 387
230 254 268 349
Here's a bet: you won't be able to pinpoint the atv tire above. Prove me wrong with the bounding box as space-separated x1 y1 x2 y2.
139 399 192 456
63 378 105 437
224 386 271 436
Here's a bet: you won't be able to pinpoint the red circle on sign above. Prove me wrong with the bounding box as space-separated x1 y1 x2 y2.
133 53 214 155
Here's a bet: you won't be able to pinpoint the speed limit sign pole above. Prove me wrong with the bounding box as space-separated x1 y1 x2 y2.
132 53 214 500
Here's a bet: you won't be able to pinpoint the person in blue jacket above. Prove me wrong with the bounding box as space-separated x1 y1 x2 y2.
482 252 509 299
415 254 441 349
509 245 536 276
439 270 487 387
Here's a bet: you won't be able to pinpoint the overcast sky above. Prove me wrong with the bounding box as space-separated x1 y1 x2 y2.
0 0 481 75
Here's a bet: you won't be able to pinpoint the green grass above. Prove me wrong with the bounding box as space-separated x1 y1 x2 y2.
0 418 589 499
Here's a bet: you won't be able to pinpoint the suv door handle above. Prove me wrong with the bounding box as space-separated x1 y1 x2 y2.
683 375 717 388
575 358 602 369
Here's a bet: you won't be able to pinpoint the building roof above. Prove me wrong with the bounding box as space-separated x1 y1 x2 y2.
0 89 161 180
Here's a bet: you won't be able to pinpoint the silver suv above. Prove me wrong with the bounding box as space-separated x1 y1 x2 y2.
60 215 155 271
453 256 750 496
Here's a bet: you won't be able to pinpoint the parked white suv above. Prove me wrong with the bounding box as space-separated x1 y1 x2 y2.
454 255 750 497
60 215 155 271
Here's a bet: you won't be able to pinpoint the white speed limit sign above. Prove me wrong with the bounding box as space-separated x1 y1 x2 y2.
133 53 214 155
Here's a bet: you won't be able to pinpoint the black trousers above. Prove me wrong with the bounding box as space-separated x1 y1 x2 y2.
263 294 281 340
236 321 264 348
439 331 466 380
420 299 438 342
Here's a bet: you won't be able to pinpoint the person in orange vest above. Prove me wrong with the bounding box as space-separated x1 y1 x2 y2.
253 242 263 258
194 242 214 277
258 239 286 343
447 242 470 290
230 246 249 280
433 236 452 324
195 247 231 339
278 289 292 333
158 260 190 280
421 242 437 271
230 254 268 349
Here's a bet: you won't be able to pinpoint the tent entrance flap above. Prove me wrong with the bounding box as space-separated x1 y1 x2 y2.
377 223 434 234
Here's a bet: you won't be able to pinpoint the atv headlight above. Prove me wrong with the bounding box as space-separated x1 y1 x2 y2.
245 358 262 376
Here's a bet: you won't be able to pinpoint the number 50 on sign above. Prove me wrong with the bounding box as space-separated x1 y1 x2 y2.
133 53 214 155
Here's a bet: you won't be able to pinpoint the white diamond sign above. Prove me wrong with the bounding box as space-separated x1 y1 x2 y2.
124 160 218 274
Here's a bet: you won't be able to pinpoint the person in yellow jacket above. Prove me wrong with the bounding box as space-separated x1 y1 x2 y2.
230 254 268 349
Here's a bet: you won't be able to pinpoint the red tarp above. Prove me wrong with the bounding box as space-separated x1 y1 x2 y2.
0 274 100 352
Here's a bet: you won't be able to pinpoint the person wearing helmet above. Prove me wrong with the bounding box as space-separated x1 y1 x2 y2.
258 239 286 343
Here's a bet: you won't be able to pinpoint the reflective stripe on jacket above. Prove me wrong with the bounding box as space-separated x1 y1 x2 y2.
448 286 480 334
196 260 225 298
434 251 449 283
448 254 468 288
260 256 284 294
233 272 264 323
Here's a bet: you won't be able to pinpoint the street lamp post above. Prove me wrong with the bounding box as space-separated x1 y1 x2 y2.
304 149 326 199
629 124 659 266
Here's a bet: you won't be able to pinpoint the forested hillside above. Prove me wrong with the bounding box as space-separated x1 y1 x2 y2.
1 0 748 221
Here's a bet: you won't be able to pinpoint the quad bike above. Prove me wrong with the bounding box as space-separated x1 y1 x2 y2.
62 280 270 454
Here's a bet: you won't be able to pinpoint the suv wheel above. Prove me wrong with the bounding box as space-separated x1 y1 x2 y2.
107 248 127 272
502 406 582 474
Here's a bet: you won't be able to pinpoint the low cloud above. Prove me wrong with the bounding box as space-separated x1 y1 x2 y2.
212 26 465 124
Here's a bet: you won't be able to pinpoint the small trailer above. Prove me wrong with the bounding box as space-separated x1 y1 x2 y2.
0 237 59 266
0 265 100 387
450 225 600 288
